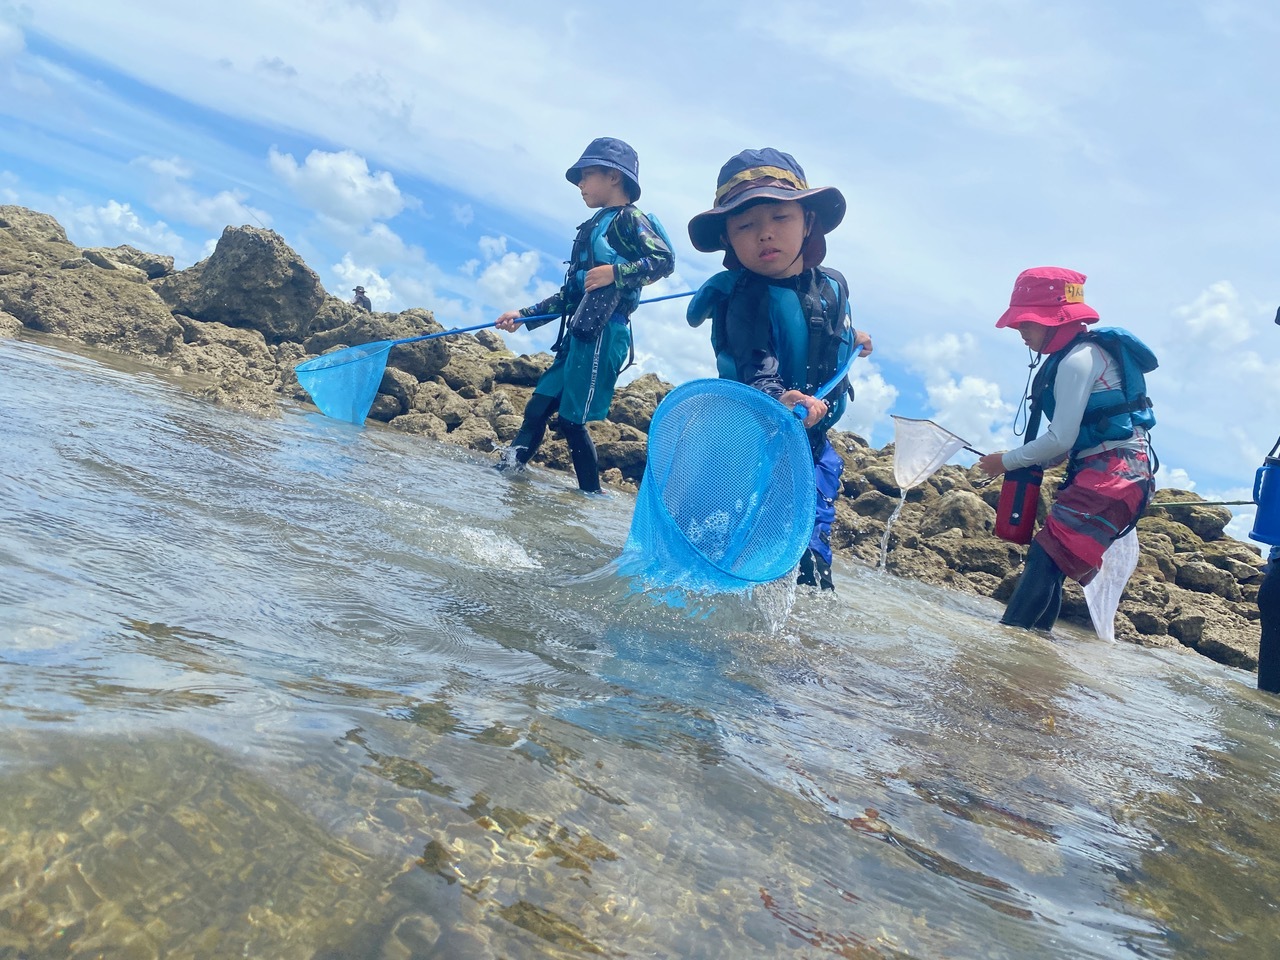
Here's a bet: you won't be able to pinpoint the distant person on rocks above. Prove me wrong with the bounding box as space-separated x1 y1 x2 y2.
494 137 674 493
352 286 371 311
1256 306 1280 693
979 267 1158 631
685 148 873 592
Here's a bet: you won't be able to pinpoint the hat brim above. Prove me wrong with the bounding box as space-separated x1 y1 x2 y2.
995 302 1099 329
565 161 641 200
687 185 846 253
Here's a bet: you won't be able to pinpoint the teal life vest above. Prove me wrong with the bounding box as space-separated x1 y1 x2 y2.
556 205 673 364
1032 327 1157 452
566 205 674 316
687 267 856 434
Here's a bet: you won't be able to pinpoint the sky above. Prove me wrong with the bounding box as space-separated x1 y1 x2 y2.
1 0 1277 540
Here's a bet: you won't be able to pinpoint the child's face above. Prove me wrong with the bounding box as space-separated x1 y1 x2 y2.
723 200 810 278
1016 322 1054 353
576 166 621 208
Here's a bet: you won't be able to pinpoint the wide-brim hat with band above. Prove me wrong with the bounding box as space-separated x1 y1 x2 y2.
688 148 846 268
565 137 641 201
996 266 1100 328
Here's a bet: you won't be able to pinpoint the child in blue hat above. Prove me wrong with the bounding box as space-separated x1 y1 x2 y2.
686 148 873 590
495 137 674 492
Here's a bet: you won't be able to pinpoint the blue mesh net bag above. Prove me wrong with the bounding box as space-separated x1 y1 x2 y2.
618 378 817 593
294 341 396 425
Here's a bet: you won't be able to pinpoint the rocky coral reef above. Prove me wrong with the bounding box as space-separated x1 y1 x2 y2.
0 205 1265 674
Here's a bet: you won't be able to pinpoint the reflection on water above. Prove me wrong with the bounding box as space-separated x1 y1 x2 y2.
2 333 1280 958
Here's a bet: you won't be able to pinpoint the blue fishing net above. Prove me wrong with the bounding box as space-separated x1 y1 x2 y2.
294 341 395 425
619 378 816 593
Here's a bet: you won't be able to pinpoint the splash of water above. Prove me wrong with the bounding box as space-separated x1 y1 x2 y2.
878 493 908 571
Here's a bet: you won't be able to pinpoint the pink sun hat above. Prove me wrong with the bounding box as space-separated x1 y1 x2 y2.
995 266 1101 328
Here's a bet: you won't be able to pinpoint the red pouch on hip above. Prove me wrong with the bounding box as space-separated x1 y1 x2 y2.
995 466 1043 544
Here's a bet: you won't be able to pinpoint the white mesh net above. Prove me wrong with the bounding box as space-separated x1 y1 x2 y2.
1083 528 1139 642
891 416 971 490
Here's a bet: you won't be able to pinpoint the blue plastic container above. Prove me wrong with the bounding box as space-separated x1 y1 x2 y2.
1251 456 1280 546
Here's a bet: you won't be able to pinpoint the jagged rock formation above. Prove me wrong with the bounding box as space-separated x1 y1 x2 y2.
0 204 1266 673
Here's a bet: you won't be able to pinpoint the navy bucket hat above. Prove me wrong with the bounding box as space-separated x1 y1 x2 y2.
565 137 641 201
688 148 846 268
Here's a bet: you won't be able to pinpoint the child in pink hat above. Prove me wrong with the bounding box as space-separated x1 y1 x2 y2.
979 266 1159 631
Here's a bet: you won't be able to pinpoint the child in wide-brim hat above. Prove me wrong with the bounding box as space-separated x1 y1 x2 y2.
685 147 872 591
688 147 846 272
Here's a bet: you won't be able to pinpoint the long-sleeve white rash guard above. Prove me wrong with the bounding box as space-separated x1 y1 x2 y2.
1001 342 1148 471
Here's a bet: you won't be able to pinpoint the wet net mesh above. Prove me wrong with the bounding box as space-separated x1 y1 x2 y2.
891 416 970 491
619 379 816 593
1083 527 1140 642
295 341 395 425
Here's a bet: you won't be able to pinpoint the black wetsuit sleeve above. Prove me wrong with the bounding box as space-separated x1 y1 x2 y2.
737 350 786 400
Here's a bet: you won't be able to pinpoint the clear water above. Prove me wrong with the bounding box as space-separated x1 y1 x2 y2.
2 334 1279 959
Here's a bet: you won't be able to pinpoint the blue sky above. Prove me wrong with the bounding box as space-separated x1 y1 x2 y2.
2 0 1277 540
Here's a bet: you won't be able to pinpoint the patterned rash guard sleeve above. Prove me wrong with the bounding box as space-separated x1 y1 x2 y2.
609 208 675 290
517 290 568 329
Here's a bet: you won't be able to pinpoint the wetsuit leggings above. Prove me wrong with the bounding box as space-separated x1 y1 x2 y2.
1001 541 1066 630
1258 559 1280 693
511 394 600 493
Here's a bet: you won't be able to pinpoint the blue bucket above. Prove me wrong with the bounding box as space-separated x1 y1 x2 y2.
1251 456 1280 546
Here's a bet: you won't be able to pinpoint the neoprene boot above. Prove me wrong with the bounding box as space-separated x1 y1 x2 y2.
494 444 527 473
561 420 601 493
1001 541 1066 629
797 549 834 591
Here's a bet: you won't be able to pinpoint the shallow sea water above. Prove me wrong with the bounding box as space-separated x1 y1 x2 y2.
2 334 1279 959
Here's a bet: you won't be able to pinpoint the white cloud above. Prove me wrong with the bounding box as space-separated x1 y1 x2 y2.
141 156 192 179
133 154 272 232
342 221 420 265
268 147 403 226
157 187 269 232
1158 466 1197 491
50 197 189 258
899 331 979 384
477 234 507 260
841 363 899 443
452 203 474 227
330 253 389 306
476 249 549 310
924 375 1014 454
781 0 1108 140
1172 280 1253 347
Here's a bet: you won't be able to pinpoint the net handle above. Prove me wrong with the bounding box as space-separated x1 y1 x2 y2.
793 347 860 422
360 289 696 348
